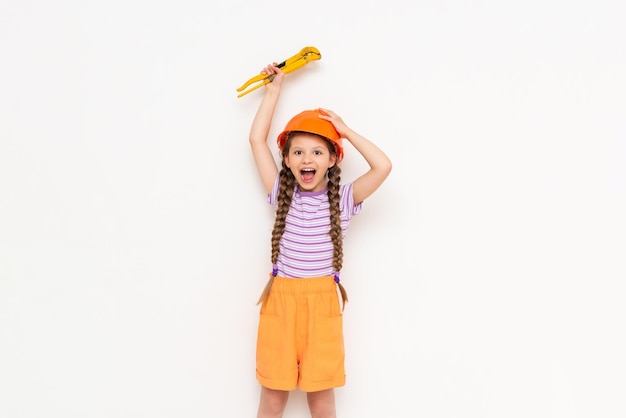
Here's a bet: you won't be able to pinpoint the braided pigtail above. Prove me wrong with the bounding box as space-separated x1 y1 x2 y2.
271 162 295 265
257 161 295 305
327 164 348 307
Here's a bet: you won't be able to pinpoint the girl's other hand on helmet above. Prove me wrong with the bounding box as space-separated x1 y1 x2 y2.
261 62 284 92
317 108 351 139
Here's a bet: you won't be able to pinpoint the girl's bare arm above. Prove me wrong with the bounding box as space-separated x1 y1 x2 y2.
249 64 284 194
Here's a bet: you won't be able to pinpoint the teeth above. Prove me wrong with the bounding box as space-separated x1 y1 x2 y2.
302 168 315 172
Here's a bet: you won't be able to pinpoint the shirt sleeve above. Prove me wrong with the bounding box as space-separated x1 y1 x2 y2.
267 173 281 210
339 182 362 220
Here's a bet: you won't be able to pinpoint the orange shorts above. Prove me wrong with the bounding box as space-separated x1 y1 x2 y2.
256 275 345 392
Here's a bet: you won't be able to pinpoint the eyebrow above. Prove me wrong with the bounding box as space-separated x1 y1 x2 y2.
291 146 325 151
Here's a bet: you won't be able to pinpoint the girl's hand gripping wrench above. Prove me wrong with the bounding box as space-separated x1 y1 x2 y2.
236 46 322 98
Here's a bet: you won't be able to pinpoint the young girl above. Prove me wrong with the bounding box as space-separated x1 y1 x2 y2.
249 63 392 418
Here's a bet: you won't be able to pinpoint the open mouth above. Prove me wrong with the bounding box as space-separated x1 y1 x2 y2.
300 168 316 183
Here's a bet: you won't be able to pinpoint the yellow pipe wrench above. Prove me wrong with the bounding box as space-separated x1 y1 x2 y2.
236 46 322 98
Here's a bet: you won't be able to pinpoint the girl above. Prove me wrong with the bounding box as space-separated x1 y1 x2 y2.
249 62 392 418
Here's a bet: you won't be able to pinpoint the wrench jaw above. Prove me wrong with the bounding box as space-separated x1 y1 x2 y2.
236 46 322 98
280 47 321 75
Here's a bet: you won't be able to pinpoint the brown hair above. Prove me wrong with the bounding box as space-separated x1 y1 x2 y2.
257 133 348 307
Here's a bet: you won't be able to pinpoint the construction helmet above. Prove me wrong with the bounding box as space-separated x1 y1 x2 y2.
277 109 344 162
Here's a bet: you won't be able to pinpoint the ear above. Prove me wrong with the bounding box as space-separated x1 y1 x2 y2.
284 155 291 168
328 154 337 168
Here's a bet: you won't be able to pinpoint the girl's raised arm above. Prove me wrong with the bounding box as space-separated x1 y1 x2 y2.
249 64 284 194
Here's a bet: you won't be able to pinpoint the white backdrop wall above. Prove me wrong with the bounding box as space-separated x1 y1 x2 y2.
1 1 625 417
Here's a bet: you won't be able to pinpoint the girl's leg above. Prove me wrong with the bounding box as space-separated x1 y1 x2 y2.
257 386 289 418
306 388 336 418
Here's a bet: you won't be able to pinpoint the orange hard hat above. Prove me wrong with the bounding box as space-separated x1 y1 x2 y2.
277 109 344 162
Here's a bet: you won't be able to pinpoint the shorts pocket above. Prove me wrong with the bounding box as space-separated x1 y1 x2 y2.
311 315 345 381
256 313 282 377
257 313 281 347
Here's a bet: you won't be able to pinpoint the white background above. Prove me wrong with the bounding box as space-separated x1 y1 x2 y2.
1 1 625 417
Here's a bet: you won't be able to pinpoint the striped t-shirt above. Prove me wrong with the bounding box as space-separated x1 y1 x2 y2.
268 174 362 278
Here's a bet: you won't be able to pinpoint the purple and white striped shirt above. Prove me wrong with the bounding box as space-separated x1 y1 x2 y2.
268 174 362 278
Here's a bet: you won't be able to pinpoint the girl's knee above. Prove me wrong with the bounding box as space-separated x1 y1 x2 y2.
258 387 289 417
307 389 336 418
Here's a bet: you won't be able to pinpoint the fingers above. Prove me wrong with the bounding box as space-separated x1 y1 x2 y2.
318 108 342 123
260 62 283 76
317 108 341 122
258 63 284 93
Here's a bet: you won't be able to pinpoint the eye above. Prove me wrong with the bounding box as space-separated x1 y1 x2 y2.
314 150 323 155
294 150 302 155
